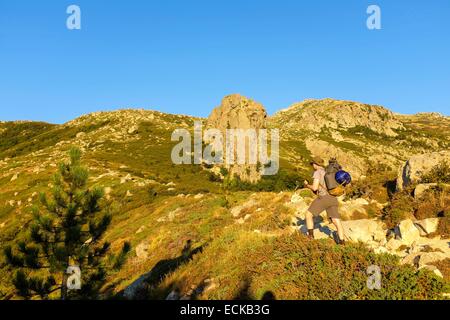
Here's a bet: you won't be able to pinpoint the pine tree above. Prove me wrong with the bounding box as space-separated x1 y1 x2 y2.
4 147 130 300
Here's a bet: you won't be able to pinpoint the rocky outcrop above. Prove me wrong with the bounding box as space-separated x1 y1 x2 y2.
207 94 267 131
207 94 268 183
305 138 365 179
341 219 386 244
396 219 421 246
273 98 404 137
292 192 449 275
338 198 383 220
414 183 438 199
396 151 450 191
414 218 440 236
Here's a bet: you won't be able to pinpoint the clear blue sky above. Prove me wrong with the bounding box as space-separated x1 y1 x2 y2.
1 0 449 123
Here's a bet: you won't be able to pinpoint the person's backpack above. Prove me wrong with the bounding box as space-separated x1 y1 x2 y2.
324 158 351 197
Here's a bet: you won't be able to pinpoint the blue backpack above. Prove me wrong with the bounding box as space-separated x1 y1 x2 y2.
324 158 352 196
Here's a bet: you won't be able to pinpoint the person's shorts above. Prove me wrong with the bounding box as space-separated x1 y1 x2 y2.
308 195 340 219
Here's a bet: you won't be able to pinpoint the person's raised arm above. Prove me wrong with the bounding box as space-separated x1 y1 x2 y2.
304 178 320 192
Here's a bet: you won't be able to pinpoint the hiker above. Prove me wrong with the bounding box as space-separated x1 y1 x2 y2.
303 156 345 245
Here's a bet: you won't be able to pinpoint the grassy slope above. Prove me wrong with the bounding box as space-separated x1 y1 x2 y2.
0 108 449 299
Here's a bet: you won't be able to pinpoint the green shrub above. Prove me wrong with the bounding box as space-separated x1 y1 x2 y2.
383 190 415 228
223 170 302 192
383 185 450 229
421 161 450 184
155 233 447 300
345 164 396 203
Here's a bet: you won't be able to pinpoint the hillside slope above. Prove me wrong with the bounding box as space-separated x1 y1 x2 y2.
270 99 450 178
0 98 449 300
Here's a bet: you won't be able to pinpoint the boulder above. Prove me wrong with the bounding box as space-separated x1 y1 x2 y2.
385 238 403 252
135 242 150 260
230 199 257 218
167 208 181 221
135 226 146 234
338 198 370 220
396 151 450 191
293 202 310 220
313 228 332 240
414 218 440 236
120 174 132 184
342 219 386 243
413 237 450 259
418 252 448 268
419 265 444 278
128 125 139 135
231 207 242 218
414 183 438 199
76 132 86 139
397 219 421 246
402 251 448 268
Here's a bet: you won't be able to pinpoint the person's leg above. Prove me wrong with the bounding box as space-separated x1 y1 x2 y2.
325 196 344 244
331 218 345 243
305 210 314 238
306 198 323 239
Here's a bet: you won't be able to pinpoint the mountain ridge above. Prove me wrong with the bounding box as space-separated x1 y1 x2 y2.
2 98 449 127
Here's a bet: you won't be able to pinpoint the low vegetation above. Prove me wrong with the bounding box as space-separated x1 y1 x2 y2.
421 161 450 184
155 232 446 300
1 105 449 300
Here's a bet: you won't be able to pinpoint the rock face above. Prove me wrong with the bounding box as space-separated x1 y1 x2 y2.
273 99 404 136
207 94 267 131
414 218 440 236
338 198 369 220
402 251 448 269
207 94 268 183
396 151 450 191
397 219 421 246
128 125 139 135
305 138 365 179
341 219 386 243
414 183 438 199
